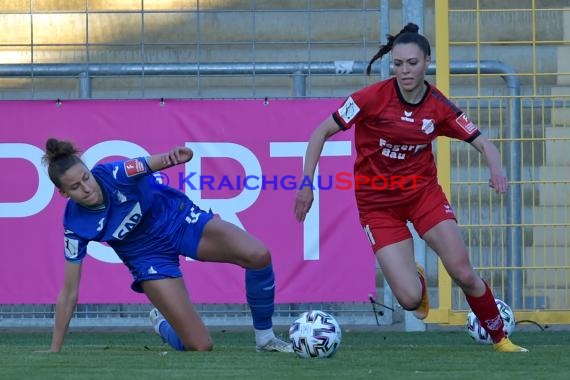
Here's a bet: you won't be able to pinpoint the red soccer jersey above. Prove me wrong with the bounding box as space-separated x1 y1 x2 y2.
332 77 480 211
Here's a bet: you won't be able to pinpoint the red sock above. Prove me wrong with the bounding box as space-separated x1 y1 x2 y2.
465 281 505 343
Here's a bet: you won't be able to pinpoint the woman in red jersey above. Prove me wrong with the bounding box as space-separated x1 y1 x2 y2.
294 22 527 352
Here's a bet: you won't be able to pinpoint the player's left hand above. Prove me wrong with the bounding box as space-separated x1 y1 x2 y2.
488 172 508 193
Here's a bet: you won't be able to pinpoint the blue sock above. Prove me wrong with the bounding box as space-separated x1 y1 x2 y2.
246 263 275 330
158 321 185 351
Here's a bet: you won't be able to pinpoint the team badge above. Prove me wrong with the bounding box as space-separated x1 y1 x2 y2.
421 119 435 134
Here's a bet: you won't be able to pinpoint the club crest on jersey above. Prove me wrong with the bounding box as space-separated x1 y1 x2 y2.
401 110 414 123
455 113 476 133
421 119 435 134
338 96 360 124
124 159 146 177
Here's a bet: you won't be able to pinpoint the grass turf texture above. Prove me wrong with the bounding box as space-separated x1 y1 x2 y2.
1 329 569 379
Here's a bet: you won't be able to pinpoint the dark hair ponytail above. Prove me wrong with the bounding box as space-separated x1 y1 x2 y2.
366 22 431 76
42 138 83 189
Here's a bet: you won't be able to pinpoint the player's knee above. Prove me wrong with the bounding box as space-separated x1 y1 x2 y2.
401 298 423 311
395 289 423 311
192 342 213 352
451 265 479 289
184 337 213 352
245 246 271 269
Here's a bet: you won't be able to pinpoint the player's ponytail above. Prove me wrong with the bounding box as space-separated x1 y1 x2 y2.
366 22 431 76
42 138 83 189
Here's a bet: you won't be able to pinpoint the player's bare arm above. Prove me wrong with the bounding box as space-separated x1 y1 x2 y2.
295 116 342 222
146 146 193 172
51 261 82 352
469 134 508 193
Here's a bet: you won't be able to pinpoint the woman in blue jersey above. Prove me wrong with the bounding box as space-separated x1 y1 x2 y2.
43 138 292 353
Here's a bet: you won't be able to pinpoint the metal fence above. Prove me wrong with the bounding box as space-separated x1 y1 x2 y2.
0 0 389 99
432 0 570 326
1 1 569 327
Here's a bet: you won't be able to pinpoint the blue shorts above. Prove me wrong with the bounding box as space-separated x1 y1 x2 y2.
129 203 214 293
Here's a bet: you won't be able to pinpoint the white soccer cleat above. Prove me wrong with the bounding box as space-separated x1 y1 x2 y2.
149 307 166 334
256 336 294 353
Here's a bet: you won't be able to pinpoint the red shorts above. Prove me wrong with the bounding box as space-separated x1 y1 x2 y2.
359 183 457 252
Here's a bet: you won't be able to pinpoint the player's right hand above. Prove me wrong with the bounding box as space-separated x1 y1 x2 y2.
294 187 314 222
165 146 193 166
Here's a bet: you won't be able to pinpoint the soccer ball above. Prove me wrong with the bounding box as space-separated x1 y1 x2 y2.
466 298 516 344
289 310 342 358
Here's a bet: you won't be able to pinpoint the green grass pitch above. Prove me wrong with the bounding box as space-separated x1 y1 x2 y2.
1 328 569 379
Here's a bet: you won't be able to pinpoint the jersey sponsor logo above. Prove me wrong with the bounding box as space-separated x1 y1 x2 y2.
124 159 146 177
112 202 142 239
421 119 435 134
401 110 414 123
64 237 79 259
337 96 360 124
379 138 427 160
455 113 476 133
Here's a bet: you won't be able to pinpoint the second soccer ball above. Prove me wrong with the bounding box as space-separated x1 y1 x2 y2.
466 298 516 344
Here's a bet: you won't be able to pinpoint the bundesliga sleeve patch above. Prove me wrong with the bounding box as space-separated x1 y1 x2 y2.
124 158 146 177
64 237 79 259
455 113 476 134
337 96 360 124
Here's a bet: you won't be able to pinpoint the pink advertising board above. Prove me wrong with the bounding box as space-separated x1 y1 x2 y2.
0 99 376 304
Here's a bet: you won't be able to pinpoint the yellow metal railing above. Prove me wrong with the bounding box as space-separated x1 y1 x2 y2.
431 1 570 325
432 0 454 324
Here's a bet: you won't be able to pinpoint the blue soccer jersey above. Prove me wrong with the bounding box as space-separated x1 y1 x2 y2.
62 157 213 292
